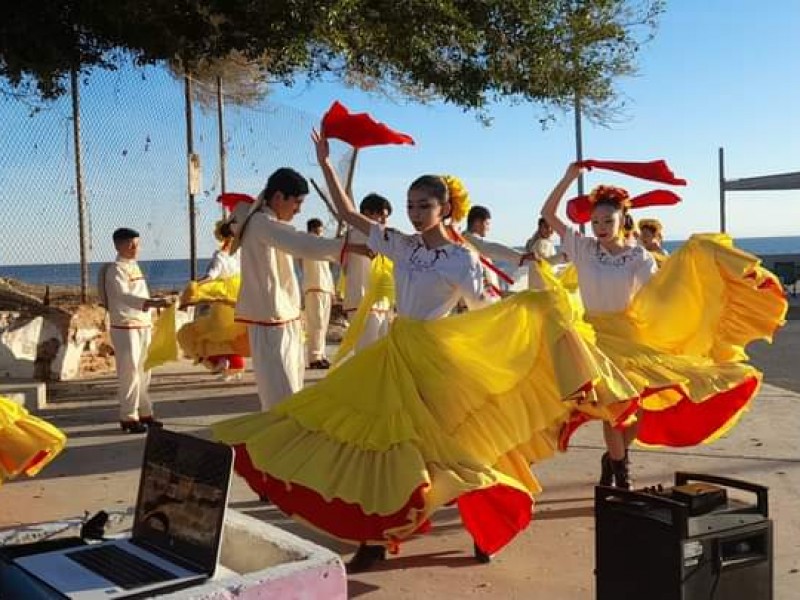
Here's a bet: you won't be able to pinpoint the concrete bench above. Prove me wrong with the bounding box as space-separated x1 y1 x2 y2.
0 509 347 599
0 380 46 412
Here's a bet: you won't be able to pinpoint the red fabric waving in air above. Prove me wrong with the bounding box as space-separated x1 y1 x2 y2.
322 101 415 149
578 160 687 186
217 193 255 212
566 190 682 225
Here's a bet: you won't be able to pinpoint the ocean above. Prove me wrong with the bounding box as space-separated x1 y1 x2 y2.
2 235 800 292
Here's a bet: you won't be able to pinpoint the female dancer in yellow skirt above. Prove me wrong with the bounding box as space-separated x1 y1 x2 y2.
212 131 637 573
1 396 65 486
177 217 249 379
541 162 787 489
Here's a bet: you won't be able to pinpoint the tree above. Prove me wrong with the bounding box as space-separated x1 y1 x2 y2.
0 1 663 122
167 53 272 111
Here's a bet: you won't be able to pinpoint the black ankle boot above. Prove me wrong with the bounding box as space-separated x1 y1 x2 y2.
346 544 386 574
611 454 633 490
474 542 492 564
599 452 613 486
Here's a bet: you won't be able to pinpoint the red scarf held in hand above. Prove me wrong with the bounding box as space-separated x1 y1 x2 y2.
579 160 687 186
322 101 415 149
566 159 686 224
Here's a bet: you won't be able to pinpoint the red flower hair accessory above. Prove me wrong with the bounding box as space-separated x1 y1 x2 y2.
588 185 632 209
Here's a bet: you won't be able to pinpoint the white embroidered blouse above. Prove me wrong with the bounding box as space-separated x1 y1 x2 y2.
367 224 491 320
562 227 657 313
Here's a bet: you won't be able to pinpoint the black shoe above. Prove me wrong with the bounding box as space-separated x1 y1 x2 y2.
474 543 492 564
139 416 163 428
120 420 147 434
346 544 386 574
599 452 613 487
309 360 331 370
611 453 633 490
259 493 271 504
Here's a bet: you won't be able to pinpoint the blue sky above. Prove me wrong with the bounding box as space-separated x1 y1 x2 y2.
1 1 799 264
277 0 799 246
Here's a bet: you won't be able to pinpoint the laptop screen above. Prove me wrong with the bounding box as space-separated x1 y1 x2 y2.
132 429 233 573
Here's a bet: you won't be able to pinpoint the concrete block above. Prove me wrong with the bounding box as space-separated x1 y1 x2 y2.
0 314 42 379
0 379 47 412
167 510 347 599
0 510 347 599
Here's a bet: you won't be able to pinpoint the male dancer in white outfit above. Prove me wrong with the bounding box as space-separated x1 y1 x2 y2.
524 218 568 290
462 205 529 296
302 218 335 369
342 193 394 351
101 228 172 434
228 168 343 411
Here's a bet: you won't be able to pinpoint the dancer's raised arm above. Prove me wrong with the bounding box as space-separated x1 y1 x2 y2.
312 128 374 236
540 162 583 238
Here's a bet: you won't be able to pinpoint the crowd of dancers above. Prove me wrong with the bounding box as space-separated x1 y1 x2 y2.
1 105 788 577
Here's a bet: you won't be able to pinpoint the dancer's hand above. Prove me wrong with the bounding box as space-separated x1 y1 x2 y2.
312 127 330 165
565 162 584 180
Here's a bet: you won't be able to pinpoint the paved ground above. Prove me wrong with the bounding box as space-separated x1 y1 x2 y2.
2 322 799 599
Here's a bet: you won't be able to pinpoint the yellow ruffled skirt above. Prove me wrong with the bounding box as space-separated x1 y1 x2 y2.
0 396 66 485
213 290 637 553
177 277 249 366
552 233 787 448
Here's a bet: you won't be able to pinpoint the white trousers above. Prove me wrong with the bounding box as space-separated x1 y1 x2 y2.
304 291 332 362
110 327 153 421
248 320 304 412
350 309 392 352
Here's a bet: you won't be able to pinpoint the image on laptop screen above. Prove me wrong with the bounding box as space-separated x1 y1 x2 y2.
132 430 233 572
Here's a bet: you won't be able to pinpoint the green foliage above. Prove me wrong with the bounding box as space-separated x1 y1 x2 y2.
0 1 663 122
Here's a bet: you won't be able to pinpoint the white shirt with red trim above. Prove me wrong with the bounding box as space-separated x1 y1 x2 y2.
104 258 152 328
367 223 492 320
562 227 657 313
236 207 342 325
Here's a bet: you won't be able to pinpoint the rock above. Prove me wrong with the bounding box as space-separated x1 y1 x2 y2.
0 313 43 379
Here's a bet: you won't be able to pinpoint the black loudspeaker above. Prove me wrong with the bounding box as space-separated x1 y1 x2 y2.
595 472 773 600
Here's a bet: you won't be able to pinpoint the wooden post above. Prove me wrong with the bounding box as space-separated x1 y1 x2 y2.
310 178 339 222
70 67 89 303
574 94 586 235
338 149 359 237
216 76 227 199
185 73 197 280
718 147 726 233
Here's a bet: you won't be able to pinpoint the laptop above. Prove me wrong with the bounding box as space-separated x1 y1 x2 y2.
14 428 234 599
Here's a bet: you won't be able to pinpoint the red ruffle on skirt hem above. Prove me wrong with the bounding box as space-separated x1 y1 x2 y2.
234 444 428 541
457 485 533 555
558 375 758 450
636 375 758 446
234 444 533 551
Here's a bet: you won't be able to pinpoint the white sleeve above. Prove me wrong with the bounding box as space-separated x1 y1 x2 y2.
561 227 592 264
634 252 658 289
251 215 343 261
467 234 524 265
367 223 407 261
457 253 497 310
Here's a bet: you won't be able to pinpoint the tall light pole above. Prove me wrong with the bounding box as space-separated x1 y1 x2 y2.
574 94 586 234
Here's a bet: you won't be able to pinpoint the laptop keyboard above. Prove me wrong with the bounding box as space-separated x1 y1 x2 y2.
66 544 179 590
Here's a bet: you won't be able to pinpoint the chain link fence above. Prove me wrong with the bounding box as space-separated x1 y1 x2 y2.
0 62 352 296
